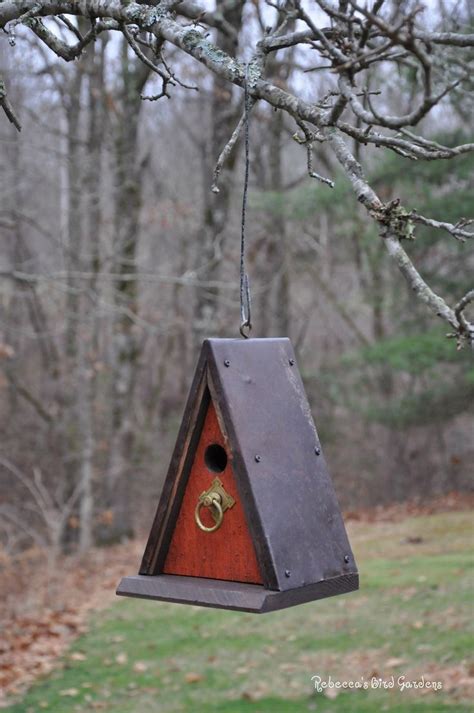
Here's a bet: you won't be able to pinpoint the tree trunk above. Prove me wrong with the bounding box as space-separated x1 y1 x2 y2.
64 67 85 360
78 36 107 552
193 1 245 348
104 40 150 542
259 108 290 337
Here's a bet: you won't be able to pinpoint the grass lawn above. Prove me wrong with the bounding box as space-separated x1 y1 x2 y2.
5 511 473 712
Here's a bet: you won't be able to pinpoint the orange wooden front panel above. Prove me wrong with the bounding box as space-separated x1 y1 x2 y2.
163 399 263 584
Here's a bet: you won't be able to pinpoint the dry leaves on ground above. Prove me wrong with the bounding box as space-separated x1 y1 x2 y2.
0 540 142 707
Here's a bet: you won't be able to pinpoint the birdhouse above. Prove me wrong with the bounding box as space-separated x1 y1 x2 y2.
117 338 358 613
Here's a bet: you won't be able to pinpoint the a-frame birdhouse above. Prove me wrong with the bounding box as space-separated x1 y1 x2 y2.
117 338 358 613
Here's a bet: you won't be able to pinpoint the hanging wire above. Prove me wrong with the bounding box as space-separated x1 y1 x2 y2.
239 64 252 339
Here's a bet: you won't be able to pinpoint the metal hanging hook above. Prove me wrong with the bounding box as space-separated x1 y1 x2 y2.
240 273 251 338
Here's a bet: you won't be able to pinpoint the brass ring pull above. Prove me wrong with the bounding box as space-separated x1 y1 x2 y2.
195 494 223 533
194 477 235 533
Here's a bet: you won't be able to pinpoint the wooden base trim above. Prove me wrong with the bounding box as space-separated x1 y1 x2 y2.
116 573 359 614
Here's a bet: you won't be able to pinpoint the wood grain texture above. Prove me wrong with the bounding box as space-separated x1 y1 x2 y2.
163 400 263 584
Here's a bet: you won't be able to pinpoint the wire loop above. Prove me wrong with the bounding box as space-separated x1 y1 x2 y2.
239 63 252 339
239 273 251 338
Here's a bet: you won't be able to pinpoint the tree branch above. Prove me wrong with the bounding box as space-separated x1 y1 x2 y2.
0 76 21 131
0 0 472 343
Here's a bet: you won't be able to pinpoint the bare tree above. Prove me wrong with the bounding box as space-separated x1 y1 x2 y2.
0 456 82 563
192 0 245 348
104 40 151 541
1 0 472 345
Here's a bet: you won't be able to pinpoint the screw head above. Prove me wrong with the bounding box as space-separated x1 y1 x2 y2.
314 446 321 456
289 358 295 366
254 454 261 463
285 569 291 578
224 359 230 367
344 555 350 564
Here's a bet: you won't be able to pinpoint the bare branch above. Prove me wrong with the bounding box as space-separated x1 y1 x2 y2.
211 98 256 193
0 0 471 340
326 129 459 332
26 16 114 61
3 368 54 423
0 77 21 131
338 121 474 160
339 74 465 131
414 31 474 47
453 290 474 347
409 213 474 243
293 119 334 187
122 24 169 83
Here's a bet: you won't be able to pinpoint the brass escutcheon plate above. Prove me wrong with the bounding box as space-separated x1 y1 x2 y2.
194 477 235 533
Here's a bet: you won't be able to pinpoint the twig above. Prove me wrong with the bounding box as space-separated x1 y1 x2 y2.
409 213 473 242
452 290 474 348
211 98 256 193
293 119 334 187
0 78 21 131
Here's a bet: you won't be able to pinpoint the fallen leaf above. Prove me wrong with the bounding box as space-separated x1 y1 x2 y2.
241 691 258 701
385 657 406 667
279 662 297 672
59 688 80 697
133 661 148 673
0 343 15 359
185 672 203 683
